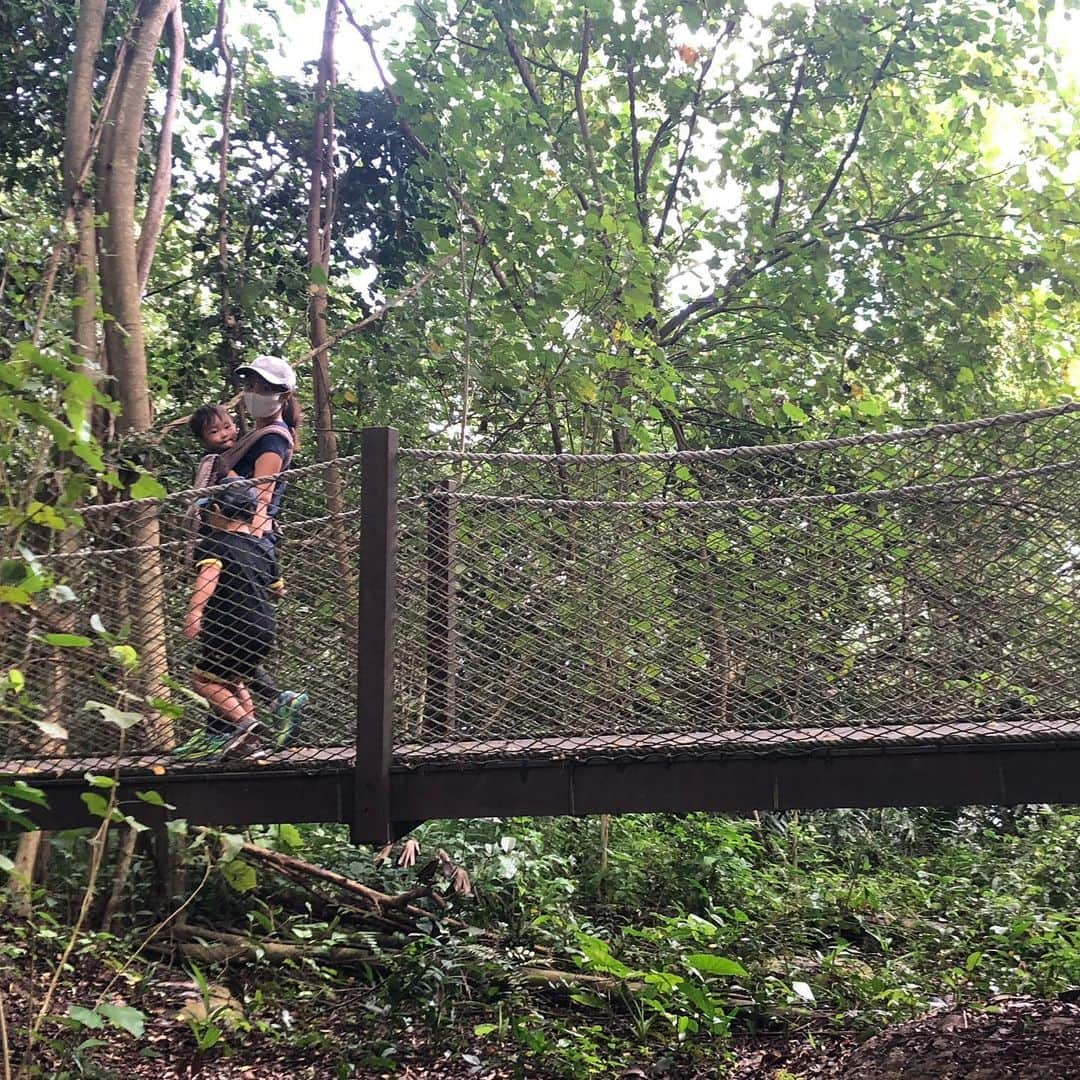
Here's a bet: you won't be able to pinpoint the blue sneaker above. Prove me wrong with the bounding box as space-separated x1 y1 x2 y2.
269 691 308 748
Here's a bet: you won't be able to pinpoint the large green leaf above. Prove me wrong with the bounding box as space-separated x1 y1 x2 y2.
684 954 747 977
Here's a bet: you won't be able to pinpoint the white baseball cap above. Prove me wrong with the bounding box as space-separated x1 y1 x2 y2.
235 355 297 391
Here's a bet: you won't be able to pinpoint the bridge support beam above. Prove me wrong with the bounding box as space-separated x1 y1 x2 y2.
353 427 398 845
388 741 1080 821
15 741 1080 834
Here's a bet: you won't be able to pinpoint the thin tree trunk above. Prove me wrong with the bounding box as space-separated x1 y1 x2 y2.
100 826 139 932
598 813 611 904
97 0 178 746
72 202 99 370
307 0 355 628
6 833 41 916
21 531 84 903
213 0 240 389
610 368 630 453
15 4 111 908
309 0 342 474
64 0 107 368
32 21 129 347
136 0 184 295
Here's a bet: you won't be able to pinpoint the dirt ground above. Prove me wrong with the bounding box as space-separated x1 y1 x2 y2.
6 941 1080 1080
728 995 1080 1080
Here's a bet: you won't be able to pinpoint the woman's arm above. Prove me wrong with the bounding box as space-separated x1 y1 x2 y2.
184 561 221 639
250 449 283 536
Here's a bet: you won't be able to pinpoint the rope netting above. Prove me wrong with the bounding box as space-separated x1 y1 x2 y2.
2 403 1080 778
2 457 363 774
393 404 1080 762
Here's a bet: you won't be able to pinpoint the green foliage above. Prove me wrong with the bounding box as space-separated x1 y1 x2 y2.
0 342 113 546
364 0 1079 450
384 809 1080 1062
1 2 1079 1075
5 807 1080 1077
176 963 242 1052
65 1001 147 1039
0 779 47 837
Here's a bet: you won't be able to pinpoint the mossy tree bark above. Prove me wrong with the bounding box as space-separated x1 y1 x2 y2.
96 0 179 746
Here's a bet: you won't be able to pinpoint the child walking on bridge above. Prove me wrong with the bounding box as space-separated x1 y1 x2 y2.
178 483 279 760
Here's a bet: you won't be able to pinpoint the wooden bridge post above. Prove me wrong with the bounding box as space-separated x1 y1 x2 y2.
424 479 457 735
353 427 398 846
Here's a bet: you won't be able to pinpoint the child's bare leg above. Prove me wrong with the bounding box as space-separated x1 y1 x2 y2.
235 684 255 719
193 674 249 725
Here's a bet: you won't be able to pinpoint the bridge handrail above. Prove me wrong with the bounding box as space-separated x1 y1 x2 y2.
51 400 1079 520
398 401 1080 465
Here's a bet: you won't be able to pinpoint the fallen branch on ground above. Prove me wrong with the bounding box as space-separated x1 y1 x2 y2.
196 829 471 935
152 927 806 1017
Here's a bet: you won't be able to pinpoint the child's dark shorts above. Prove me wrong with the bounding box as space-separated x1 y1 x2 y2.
196 622 274 686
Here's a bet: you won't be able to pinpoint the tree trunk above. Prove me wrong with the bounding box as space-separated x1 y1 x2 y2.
307 0 356 638
21 530 84 904
136 0 184 295
64 0 106 377
213 0 240 389
100 825 139 932
32 9 109 897
308 0 341 474
96 0 179 746
24 133 97 897
6 832 41 916
97 0 176 431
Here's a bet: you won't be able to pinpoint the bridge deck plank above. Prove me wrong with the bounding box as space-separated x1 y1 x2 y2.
4 715 1080 781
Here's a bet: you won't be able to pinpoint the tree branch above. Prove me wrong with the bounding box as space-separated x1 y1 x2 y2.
492 6 589 213
136 0 185 295
654 44 717 246
626 60 648 235
660 25 911 345
659 209 931 343
809 35 897 221
213 0 237 387
493 7 542 106
299 247 457 364
770 51 808 231
572 12 602 207
343 3 527 316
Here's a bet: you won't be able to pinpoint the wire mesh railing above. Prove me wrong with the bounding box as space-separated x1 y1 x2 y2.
394 404 1080 762
2 456 363 774
3 403 1080 782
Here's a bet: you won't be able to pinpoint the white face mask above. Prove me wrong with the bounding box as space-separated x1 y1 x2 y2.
244 391 283 419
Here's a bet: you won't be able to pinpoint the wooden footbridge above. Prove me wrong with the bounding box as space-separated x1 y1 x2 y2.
5 405 1080 843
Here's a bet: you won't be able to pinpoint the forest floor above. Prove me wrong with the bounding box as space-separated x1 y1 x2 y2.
7 937 1080 1080
9 808 1080 1078
729 995 1080 1079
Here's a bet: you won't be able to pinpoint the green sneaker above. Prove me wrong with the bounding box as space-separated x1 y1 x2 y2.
171 726 231 763
269 690 308 748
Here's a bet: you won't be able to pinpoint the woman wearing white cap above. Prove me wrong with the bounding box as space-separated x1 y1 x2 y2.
225 355 303 537
197 355 307 747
